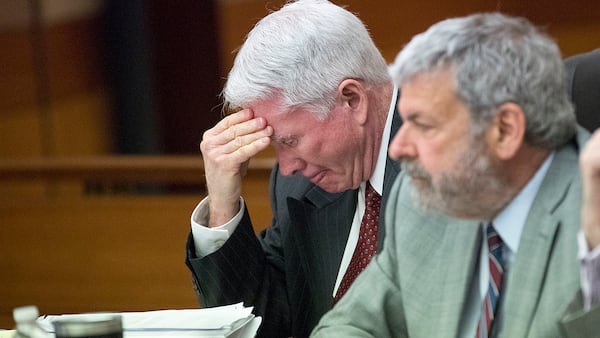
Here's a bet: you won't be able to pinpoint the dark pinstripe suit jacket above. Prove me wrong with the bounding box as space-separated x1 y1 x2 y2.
185 110 401 338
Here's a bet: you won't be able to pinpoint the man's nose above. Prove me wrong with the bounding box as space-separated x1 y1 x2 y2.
277 152 305 176
388 125 417 160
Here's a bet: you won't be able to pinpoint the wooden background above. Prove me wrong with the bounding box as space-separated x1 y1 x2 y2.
1 0 600 329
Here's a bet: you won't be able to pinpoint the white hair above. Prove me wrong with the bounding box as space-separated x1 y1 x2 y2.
223 0 389 118
389 13 576 149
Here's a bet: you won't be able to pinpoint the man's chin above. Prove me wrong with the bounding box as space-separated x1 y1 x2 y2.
410 175 433 193
414 189 497 220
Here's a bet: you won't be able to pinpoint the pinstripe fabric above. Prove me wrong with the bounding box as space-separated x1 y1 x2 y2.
476 224 504 338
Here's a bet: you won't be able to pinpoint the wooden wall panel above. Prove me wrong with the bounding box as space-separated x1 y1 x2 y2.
0 13 113 159
216 0 600 78
0 28 37 111
0 154 273 328
50 90 114 156
0 90 114 159
42 16 108 102
0 171 272 328
0 196 201 328
3 0 598 159
0 105 43 157
0 16 107 113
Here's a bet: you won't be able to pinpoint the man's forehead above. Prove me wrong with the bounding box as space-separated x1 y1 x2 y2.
251 97 289 118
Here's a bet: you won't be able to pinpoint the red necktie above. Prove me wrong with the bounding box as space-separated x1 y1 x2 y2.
333 182 381 303
476 223 504 337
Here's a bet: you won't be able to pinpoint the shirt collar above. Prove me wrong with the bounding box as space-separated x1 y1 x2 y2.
492 151 555 254
369 86 398 196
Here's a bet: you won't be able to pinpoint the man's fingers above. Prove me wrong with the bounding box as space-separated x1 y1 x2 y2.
203 131 271 173
200 106 272 177
214 109 254 134
210 115 269 147
222 127 272 154
216 136 271 168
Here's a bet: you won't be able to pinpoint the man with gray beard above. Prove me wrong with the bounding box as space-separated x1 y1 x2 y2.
312 12 600 337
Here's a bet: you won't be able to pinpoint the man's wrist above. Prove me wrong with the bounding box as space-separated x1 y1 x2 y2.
208 199 242 227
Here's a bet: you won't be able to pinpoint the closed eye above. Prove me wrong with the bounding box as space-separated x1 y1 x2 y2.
271 135 298 147
412 120 433 130
405 113 433 131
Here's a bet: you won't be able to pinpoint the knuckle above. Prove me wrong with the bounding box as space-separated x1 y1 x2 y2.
234 135 244 147
201 129 211 143
227 127 238 141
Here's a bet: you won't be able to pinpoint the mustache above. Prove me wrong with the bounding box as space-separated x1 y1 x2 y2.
400 160 432 181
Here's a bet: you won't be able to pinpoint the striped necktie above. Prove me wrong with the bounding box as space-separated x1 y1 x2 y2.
476 223 504 337
333 181 381 303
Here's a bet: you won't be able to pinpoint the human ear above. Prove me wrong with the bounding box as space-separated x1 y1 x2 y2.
487 102 526 160
338 79 368 124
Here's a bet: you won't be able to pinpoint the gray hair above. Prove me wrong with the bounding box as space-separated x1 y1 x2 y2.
223 0 389 118
389 12 577 149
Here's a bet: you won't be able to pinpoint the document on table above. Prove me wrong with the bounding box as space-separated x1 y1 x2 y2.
37 302 262 338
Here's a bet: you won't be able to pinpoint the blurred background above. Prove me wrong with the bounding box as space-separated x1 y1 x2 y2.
2 0 600 160
1 0 599 329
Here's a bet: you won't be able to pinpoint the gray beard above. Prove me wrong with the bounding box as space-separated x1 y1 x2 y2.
400 141 516 220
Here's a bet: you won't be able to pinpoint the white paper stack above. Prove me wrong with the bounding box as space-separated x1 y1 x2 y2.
37 303 262 338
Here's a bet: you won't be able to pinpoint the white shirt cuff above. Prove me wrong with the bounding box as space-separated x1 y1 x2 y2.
190 196 246 258
577 230 600 310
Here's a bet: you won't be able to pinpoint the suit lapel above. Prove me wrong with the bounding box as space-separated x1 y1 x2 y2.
434 221 481 335
499 137 581 337
398 190 481 337
287 188 357 307
500 208 560 336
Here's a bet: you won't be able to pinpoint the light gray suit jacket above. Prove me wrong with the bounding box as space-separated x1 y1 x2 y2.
312 128 600 337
